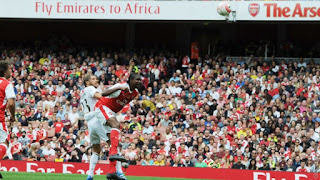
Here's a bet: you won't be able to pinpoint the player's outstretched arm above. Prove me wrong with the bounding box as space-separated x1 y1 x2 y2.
101 84 128 97
93 83 128 100
7 98 16 122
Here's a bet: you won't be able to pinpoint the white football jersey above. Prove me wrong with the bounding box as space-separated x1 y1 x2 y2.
80 86 100 114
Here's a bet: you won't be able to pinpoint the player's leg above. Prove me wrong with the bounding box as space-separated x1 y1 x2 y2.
86 118 101 180
107 130 128 180
97 106 126 179
0 141 7 179
101 126 125 180
0 141 8 160
107 117 126 162
98 106 126 162
0 123 8 159
116 161 128 180
0 122 9 179
87 144 100 180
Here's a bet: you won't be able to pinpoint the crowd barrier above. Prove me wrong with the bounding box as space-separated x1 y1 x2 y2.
0 160 318 180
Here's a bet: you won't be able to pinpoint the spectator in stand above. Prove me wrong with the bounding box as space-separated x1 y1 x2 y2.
33 123 47 144
10 136 22 160
53 117 64 137
195 155 207 168
128 117 142 134
42 141 56 157
62 113 71 132
68 107 79 129
55 149 66 162
142 122 154 135
232 157 246 169
283 158 296 172
141 153 154 166
296 160 310 173
68 149 81 162
18 131 31 156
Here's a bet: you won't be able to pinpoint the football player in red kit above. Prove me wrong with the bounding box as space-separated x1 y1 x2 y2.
94 73 141 180
0 61 16 179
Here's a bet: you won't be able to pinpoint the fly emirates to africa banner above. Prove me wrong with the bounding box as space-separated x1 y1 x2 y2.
0 0 320 21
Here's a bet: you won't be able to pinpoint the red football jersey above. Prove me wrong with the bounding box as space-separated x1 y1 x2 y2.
96 83 138 113
0 77 15 122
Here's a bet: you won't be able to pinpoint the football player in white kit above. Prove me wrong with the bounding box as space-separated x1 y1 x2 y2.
81 75 126 180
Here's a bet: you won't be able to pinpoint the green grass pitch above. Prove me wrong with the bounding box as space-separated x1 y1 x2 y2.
1 172 213 180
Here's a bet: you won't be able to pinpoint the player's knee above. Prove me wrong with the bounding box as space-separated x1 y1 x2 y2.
109 118 120 129
92 150 100 155
5 140 9 147
114 121 120 129
92 144 101 153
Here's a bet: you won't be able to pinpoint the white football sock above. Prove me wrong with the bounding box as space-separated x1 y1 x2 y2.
116 148 123 174
88 152 99 177
116 161 123 174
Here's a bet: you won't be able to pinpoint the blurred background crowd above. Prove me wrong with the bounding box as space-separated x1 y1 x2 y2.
2 40 320 173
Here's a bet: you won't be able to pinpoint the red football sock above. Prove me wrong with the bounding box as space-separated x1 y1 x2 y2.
110 128 120 156
109 161 117 173
0 144 7 160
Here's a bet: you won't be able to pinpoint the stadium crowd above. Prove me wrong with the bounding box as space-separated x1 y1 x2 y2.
1 45 320 173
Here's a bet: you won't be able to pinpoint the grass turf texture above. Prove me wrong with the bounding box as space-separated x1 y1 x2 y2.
1 172 214 180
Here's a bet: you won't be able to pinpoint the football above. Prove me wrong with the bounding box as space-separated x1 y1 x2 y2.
217 2 231 16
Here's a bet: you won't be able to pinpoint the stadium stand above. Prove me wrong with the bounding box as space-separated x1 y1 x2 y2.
2 40 320 173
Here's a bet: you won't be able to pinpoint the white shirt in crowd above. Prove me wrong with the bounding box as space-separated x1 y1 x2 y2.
56 84 66 93
69 111 79 125
42 147 56 156
142 126 154 135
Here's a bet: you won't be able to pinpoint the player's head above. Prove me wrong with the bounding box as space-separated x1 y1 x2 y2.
84 75 99 88
0 61 10 78
128 73 141 89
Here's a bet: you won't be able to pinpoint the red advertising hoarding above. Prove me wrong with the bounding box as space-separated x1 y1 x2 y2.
0 160 318 180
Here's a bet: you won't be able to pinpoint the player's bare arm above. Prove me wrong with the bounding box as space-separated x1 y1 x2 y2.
93 84 128 100
7 98 15 122
102 84 128 96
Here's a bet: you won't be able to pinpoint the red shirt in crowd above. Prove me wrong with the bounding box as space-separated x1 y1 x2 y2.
11 141 22 155
227 126 236 134
27 131 34 142
268 88 279 97
234 155 244 162
296 167 310 173
157 148 167 156
35 129 47 142
54 122 64 134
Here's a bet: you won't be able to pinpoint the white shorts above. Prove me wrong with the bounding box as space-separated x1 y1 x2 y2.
93 105 117 124
86 106 115 145
0 122 8 143
87 116 111 144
